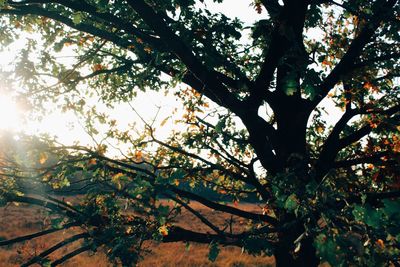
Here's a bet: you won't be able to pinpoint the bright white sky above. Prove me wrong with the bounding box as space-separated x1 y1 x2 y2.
0 0 342 151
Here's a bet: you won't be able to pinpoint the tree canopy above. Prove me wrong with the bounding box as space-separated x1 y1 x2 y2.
0 0 399 266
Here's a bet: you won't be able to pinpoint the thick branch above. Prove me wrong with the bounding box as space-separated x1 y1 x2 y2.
163 226 237 245
252 0 308 105
315 104 400 180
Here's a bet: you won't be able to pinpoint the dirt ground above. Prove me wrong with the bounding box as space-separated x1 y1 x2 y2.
0 200 275 267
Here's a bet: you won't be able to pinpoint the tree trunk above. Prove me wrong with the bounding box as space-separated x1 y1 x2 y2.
274 235 319 267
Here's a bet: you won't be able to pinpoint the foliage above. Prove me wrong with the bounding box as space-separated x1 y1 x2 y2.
0 0 399 266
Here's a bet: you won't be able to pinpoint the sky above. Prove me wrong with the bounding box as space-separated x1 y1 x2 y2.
0 0 342 152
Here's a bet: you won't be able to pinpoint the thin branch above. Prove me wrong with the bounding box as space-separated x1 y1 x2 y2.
0 222 77 247
51 244 92 266
21 233 89 267
125 0 244 113
165 193 225 236
168 187 278 225
333 151 391 168
3 194 79 218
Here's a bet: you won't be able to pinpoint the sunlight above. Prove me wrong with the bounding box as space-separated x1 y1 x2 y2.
0 93 21 130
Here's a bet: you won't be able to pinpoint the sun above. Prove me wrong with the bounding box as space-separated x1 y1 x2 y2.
0 94 21 131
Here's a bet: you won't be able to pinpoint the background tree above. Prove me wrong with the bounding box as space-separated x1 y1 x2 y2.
0 0 399 266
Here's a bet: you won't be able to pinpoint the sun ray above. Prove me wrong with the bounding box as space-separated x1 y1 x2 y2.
0 93 21 131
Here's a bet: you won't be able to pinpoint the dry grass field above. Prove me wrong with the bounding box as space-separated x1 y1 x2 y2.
0 199 275 267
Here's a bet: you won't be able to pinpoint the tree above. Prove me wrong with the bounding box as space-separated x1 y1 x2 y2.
0 0 399 266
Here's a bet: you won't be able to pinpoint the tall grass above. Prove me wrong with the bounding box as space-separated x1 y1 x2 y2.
0 201 274 266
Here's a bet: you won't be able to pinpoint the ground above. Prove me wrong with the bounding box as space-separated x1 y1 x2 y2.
0 199 275 266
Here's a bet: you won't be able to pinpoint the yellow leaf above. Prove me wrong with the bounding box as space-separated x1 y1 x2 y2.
159 225 168 236
92 64 105 71
376 239 385 249
112 173 124 190
160 116 169 127
112 173 124 181
39 152 48 164
135 150 143 161
97 144 107 156
316 126 324 134
87 158 97 166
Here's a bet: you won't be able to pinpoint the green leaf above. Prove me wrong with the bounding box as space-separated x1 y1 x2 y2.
170 169 185 180
0 196 6 207
305 180 318 195
283 72 298 96
304 84 317 100
40 258 52 267
208 241 220 262
383 199 400 217
364 207 384 229
353 205 384 229
314 234 341 266
352 205 365 222
51 217 64 229
215 120 225 133
72 12 84 24
284 194 299 211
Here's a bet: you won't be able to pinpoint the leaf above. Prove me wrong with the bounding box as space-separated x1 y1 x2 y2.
304 84 317 100
112 173 124 189
352 205 365 222
158 225 168 237
215 120 225 133
383 199 400 218
72 12 84 24
208 241 220 262
0 0 7 8
160 116 170 127
39 152 48 164
170 169 185 180
41 259 52 267
135 150 143 161
364 207 383 229
352 205 383 228
283 72 298 96
0 196 7 207
284 194 299 211
254 3 262 14
314 234 340 265
92 64 104 71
